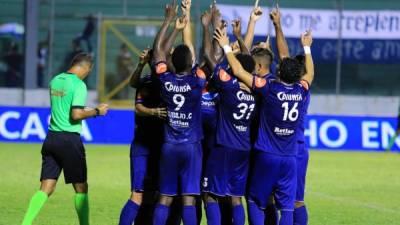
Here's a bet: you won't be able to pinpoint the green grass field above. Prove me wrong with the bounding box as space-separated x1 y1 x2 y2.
1 142 399 225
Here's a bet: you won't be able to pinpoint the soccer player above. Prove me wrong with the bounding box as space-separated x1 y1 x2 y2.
213 22 314 225
118 48 166 225
21 53 109 225
202 14 257 225
151 3 206 225
269 6 311 225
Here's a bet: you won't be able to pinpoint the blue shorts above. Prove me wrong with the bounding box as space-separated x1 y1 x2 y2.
248 151 297 211
203 146 250 197
296 142 309 202
130 142 160 192
159 141 202 196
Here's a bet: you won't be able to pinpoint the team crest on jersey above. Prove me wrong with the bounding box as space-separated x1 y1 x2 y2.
196 68 206 79
254 77 267 88
156 63 167 74
219 69 231 82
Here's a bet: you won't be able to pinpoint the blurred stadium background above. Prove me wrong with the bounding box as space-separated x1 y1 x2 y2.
0 0 399 225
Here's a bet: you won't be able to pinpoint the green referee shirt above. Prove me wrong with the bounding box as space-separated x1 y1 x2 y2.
48 72 87 133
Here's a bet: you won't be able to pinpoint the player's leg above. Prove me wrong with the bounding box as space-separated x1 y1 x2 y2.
248 152 279 225
154 143 179 225
264 196 278 225
119 143 149 225
274 156 297 225
181 142 203 225
220 197 233 225
227 149 250 225
21 132 61 225
294 143 309 225
203 146 228 225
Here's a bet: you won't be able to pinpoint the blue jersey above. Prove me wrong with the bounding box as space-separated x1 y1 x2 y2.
201 83 219 128
134 75 164 146
297 92 310 143
212 64 256 151
252 77 310 156
155 62 206 144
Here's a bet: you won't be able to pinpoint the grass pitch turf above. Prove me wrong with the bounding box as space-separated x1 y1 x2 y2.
0 142 399 225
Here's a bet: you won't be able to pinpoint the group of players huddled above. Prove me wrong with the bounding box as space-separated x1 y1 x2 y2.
119 1 314 225
20 0 314 225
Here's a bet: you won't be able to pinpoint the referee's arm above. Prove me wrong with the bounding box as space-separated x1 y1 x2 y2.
71 82 108 120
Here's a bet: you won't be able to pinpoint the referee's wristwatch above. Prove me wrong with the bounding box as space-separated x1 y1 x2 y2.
95 108 100 117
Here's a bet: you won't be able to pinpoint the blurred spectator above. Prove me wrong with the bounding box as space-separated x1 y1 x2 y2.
115 43 134 99
61 40 83 72
37 40 49 87
3 42 23 87
74 14 95 53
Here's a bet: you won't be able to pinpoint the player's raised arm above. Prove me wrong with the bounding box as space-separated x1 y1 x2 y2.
129 49 151 88
244 5 263 50
211 2 224 62
270 4 290 60
152 0 177 64
232 19 250 55
300 30 314 86
214 28 253 88
164 15 187 54
202 10 218 71
181 0 195 61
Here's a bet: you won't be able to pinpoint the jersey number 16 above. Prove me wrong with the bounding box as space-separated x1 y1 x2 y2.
282 102 299 122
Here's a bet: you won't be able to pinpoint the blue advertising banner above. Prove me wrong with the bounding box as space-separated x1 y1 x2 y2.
0 106 399 152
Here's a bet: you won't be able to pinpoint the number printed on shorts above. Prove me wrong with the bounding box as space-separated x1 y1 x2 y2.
282 102 299 121
173 94 185 111
233 103 255 120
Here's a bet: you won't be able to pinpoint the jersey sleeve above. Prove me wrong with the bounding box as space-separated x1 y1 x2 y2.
72 81 87 108
252 76 269 96
192 65 206 88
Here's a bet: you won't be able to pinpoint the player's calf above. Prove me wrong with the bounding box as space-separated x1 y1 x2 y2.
231 197 245 225
294 201 308 225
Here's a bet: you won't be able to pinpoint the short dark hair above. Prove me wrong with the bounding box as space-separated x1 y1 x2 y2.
236 54 255 74
278 57 303 84
70 53 93 67
172 44 192 74
293 54 306 76
251 48 273 66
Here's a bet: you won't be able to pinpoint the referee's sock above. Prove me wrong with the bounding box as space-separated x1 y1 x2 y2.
75 193 89 225
21 191 48 225
119 199 140 225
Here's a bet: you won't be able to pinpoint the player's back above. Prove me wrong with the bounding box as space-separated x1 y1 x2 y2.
254 78 309 156
159 69 205 144
213 65 256 151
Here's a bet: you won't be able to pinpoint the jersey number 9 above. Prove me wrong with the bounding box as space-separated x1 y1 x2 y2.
173 94 185 111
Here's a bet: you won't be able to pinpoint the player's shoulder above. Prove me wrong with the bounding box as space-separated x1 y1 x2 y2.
214 64 233 82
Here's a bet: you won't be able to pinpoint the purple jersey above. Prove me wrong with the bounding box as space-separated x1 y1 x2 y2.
155 62 206 144
252 77 310 156
212 64 256 151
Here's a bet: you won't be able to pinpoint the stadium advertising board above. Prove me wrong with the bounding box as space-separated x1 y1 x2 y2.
219 5 400 63
0 106 399 152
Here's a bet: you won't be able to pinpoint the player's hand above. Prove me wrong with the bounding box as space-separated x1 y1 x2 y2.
139 49 151 65
301 30 313 47
165 0 178 21
256 35 272 50
201 11 212 27
175 16 188 30
211 2 222 28
213 28 229 47
232 19 242 39
151 107 167 119
269 4 281 26
250 6 263 22
230 41 241 54
181 0 191 15
96 103 109 116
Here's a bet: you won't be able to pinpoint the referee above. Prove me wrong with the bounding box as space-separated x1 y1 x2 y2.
21 53 108 225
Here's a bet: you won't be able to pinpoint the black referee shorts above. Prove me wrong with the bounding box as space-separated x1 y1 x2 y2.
40 131 87 184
